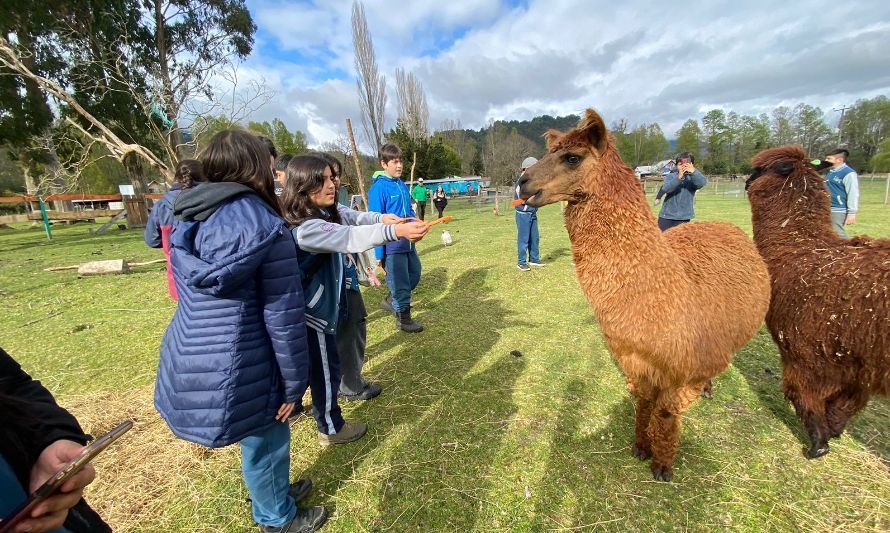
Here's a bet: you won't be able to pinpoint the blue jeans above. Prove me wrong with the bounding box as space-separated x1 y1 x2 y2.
240 422 297 527
385 250 422 312
516 212 540 265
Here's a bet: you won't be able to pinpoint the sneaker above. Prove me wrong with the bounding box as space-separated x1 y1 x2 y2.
339 383 382 402
396 307 424 333
379 295 395 315
318 421 368 446
259 506 327 532
517 264 531 272
288 479 312 503
528 261 547 267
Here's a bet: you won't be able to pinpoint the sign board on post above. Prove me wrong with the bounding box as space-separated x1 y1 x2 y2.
118 184 135 196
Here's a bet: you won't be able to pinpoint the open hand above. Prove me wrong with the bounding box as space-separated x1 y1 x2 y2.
381 214 407 224
19 440 96 533
396 221 429 242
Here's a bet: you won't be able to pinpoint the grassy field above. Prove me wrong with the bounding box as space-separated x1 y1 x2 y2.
1 182 888 532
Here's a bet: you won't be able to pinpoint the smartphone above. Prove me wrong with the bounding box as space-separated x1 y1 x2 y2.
0 420 133 533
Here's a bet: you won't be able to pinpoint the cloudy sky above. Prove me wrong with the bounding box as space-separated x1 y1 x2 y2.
236 0 890 150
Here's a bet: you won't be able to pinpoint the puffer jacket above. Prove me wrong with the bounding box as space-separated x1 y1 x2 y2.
154 183 310 448
144 185 182 300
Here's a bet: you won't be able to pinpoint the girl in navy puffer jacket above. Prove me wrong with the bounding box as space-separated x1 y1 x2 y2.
154 131 326 532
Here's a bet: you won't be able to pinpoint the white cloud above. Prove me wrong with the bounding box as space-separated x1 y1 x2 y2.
234 0 890 150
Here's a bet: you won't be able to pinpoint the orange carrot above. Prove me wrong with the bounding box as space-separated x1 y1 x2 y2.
425 215 453 227
511 198 525 207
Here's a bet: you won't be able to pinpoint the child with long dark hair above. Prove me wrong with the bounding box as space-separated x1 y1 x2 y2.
316 153 382 401
281 155 428 442
155 130 326 533
144 159 203 300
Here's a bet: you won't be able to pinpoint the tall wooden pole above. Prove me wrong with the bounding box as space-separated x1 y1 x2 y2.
345 118 368 210
409 151 417 190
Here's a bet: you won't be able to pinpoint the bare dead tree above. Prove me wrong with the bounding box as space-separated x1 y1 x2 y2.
352 1 386 151
395 68 428 141
0 36 170 183
484 122 537 186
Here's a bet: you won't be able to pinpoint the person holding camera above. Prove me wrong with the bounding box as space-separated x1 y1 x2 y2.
656 152 707 232
1 347 110 533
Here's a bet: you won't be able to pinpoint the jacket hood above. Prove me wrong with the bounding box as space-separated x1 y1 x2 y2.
372 170 398 182
173 182 256 222
170 195 287 297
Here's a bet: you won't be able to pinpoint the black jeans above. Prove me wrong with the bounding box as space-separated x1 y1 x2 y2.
658 217 689 232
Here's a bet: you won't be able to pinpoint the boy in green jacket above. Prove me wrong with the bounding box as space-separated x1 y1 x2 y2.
411 178 429 221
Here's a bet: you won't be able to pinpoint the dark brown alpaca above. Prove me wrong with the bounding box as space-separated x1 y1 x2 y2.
746 145 890 458
519 109 771 481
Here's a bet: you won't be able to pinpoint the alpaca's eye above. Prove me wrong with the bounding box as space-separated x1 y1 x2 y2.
564 154 582 166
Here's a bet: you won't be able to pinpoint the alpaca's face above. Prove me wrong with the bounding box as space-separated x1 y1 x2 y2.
746 160 826 211
518 109 609 207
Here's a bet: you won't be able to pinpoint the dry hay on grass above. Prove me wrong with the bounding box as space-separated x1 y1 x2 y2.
62 385 245 532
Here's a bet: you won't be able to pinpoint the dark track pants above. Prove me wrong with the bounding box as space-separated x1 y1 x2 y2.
307 328 345 435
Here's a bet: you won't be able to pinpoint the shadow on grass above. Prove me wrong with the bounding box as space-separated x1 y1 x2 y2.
543 247 571 263
734 330 890 463
0 227 140 254
363 266 449 329
531 377 728 530
298 268 526 529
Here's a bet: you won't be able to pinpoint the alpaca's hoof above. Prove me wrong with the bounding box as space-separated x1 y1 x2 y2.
651 464 673 482
806 443 830 459
701 381 713 400
632 444 651 461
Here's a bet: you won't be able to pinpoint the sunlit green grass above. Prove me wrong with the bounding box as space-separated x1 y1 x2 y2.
0 182 887 531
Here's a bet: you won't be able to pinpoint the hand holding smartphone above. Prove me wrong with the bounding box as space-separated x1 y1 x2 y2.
0 420 133 533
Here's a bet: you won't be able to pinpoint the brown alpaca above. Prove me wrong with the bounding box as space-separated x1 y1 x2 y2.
519 109 770 481
746 145 890 459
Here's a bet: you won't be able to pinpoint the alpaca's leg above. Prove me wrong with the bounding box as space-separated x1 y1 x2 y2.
825 387 870 439
629 377 657 461
700 380 713 400
783 365 834 459
647 384 702 482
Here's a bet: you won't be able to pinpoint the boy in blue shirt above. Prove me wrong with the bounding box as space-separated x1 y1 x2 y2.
824 148 860 238
368 144 424 333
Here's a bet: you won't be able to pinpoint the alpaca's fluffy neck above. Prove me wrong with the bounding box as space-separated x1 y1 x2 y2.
564 154 686 327
751 177 839 257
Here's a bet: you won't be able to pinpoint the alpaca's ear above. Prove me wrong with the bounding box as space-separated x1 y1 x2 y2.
578 109 607 153
745 167 764 190
543 129 563 149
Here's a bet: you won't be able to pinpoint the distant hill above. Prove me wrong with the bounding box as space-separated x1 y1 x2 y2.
447 114 582 153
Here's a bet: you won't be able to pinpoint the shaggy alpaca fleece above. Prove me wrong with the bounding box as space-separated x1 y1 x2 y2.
521 109 771 481
747 144 890 458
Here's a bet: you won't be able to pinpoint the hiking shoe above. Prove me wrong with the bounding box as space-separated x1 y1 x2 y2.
288 479 312 503
517 264 531 272
318 421 368 446
259 505 327 532
396 307 424 333
339 383 382 402
380 295 395 315
528 261 547 267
